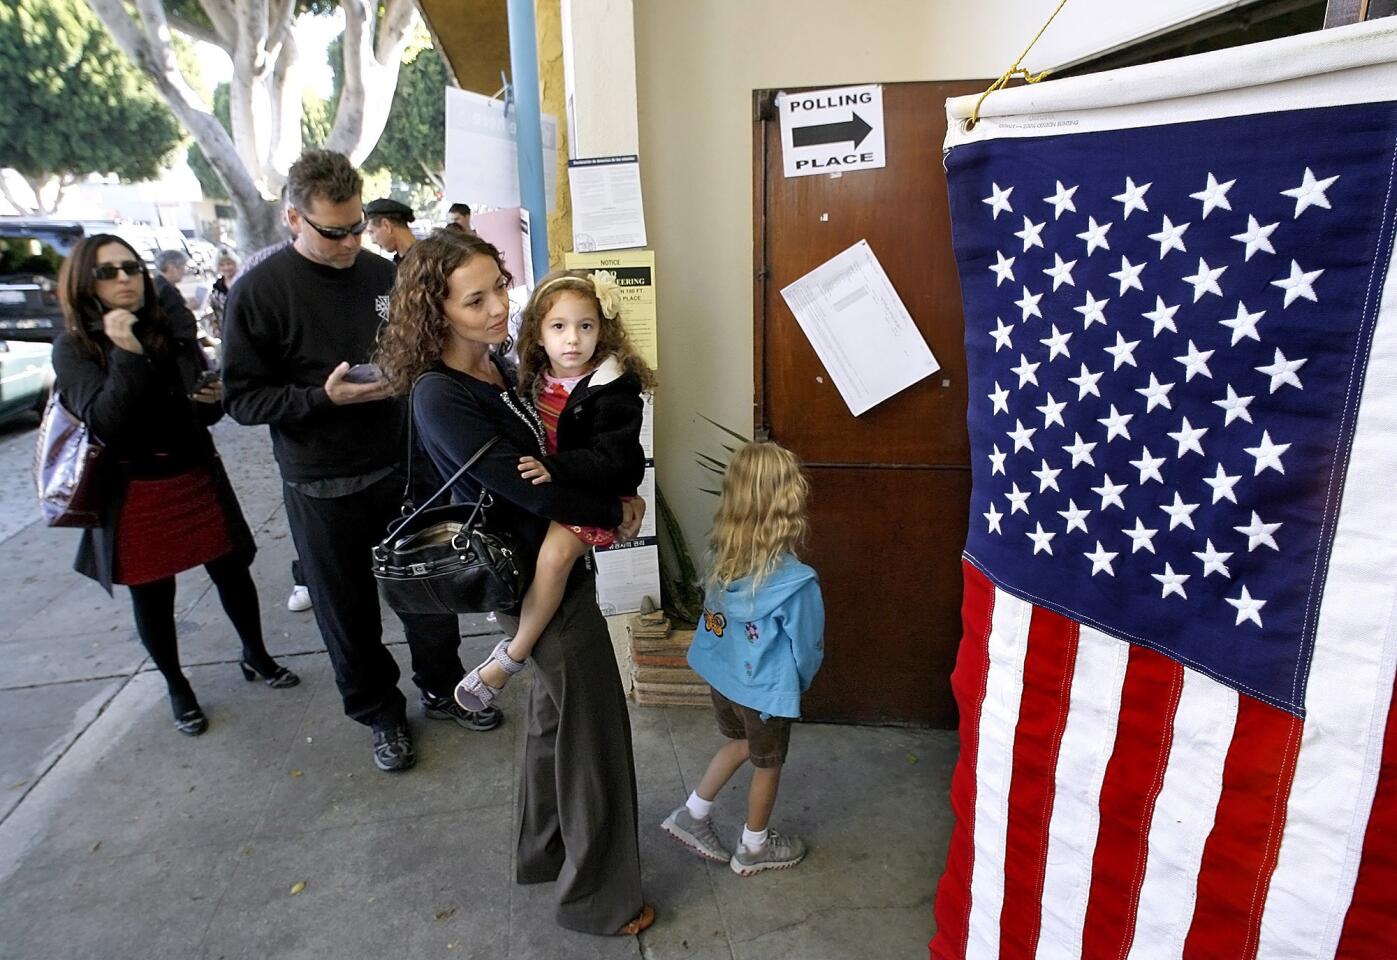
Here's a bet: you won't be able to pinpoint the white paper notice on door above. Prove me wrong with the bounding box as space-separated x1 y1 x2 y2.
779 240 939 416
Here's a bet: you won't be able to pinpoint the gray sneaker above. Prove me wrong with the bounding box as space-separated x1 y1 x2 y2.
421 694 502 732
730 829 806 876
370 717 416 772
661 806 732 863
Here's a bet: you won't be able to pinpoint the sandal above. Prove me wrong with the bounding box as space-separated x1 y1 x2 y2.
615 904 655 936
174 708 208 737
454 638 527 711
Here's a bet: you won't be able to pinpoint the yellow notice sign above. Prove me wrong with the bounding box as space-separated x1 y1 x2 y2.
563 250 657 370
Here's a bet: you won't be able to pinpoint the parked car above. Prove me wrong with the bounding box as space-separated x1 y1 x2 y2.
0 220 74 343
0 339 53 426
0 218 210 342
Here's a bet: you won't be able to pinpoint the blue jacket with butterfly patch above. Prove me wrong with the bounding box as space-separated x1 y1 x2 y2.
687 554 825 719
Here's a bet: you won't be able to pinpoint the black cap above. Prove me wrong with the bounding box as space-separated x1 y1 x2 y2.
364 198 415 223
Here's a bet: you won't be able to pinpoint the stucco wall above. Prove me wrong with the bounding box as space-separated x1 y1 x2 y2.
632 1 1050 559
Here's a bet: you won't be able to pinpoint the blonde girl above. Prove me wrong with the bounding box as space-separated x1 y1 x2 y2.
454 268 655 710
662 441 826 876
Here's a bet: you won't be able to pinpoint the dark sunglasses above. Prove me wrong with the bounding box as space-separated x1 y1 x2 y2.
91 261 144 281
298 211 368 240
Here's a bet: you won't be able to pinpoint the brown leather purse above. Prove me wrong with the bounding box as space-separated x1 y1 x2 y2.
33 391 107 528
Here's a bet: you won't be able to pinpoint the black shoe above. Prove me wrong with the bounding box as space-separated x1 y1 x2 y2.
421 693 502 732
174 708 208 737
169 685 207 737
239 659 301 688
370 716 416 772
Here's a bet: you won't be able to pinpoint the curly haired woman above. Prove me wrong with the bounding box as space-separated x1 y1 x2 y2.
375 229 654 937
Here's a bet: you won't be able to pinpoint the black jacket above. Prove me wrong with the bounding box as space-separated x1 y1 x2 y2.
50 331 255 593
154 275 199 340
411 358 624 578
539 356 646 496
221 246 405 481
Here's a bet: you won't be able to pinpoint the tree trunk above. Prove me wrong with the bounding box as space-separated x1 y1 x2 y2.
0 174 40 216
266 28 303 178
418 162 444 193
16 174 71 216
324 0 417 164
85 0 284 251
227 58 269 181
83 0 409 250
238 197 286 253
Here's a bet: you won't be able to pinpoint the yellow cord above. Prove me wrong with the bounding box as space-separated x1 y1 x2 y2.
968 0 1070 130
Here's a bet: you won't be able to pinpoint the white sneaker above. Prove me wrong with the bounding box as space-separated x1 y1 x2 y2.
730 829 806 876
287 585 312 612
661 806 731 862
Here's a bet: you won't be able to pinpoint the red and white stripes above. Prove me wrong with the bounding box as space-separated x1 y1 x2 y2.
931 561 1397 960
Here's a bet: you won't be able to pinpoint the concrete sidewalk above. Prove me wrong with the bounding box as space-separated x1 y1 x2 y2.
0 422 955 959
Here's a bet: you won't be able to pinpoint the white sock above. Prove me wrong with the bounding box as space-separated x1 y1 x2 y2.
741 824 769 852
685 791 713 820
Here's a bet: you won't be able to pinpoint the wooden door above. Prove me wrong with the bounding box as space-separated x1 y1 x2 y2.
754 80 985 726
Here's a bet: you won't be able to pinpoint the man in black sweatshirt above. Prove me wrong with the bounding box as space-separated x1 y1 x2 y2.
222 149 501 772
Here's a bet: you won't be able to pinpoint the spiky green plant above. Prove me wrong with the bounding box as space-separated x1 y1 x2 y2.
657 417 751 621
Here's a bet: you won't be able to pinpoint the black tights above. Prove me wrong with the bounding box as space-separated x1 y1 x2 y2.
128 553 272 712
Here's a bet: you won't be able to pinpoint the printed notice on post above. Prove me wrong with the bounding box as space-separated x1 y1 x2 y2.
563 250 657 371
779 239 939 416
568 155 647 251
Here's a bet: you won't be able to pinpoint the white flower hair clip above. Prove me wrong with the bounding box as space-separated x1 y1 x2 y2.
588 269 623 320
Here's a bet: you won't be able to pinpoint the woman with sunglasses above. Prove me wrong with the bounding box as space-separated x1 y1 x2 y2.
51 235 298 737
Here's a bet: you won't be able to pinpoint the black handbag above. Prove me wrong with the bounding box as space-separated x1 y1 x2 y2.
372 412 524 616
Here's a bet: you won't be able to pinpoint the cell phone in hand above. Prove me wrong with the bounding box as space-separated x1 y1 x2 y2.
344 363 383 384
191 369 221 393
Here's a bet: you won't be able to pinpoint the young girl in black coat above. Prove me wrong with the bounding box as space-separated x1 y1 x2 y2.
51 235 297 737
454 269 655 710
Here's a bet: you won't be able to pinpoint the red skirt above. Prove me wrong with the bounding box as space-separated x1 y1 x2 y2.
114 467 234 586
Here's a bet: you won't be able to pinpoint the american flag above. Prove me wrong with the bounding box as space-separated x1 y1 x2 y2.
933 80 1397 960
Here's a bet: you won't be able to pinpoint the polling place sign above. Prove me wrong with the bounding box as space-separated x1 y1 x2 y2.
777 84 886 178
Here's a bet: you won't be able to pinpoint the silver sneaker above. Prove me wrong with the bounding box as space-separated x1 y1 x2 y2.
661 806 731 863
730 829 806 876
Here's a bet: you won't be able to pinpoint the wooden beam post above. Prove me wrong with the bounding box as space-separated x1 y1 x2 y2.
1325 0 1397 27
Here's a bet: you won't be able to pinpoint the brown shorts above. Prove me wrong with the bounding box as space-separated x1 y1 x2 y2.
710 688 792 768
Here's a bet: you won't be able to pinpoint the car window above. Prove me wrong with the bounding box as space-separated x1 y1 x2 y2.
0 237 63 278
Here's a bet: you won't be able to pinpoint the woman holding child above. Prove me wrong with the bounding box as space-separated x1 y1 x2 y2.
375 228 654 936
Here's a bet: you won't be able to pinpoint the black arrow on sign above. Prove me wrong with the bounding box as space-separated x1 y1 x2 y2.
792 111 873 149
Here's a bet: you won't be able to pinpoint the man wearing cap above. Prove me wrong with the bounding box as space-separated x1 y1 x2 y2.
365 198 417 263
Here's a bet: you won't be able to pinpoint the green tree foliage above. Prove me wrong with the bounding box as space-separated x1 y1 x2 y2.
322 32 447 192
302 92 334 151
0 0 183 207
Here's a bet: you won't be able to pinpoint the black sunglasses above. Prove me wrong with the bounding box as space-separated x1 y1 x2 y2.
298 211 368 240
91 261 144 281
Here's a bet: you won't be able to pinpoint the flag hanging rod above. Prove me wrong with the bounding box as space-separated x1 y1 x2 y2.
966 0 1068 130
947 16 1397 126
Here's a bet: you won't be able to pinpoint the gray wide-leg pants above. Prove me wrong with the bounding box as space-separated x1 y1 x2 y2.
497 573 644 934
